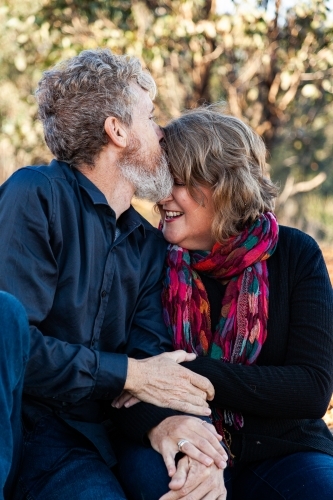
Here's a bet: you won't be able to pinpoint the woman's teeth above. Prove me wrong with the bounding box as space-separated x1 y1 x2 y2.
165 211 184 220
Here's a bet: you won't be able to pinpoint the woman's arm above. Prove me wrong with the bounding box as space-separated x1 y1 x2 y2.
182 230 333 419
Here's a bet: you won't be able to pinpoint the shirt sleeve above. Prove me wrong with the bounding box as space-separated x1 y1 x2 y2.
124 255 173 359
93 256 172 399
0 169 126 402
181 236 333 419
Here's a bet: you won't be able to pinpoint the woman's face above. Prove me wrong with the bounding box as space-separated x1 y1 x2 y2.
159 181 216 251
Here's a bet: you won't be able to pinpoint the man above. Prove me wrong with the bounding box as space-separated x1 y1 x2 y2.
0 49 226 499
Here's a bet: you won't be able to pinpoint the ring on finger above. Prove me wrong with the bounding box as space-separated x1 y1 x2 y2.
177 439 189 452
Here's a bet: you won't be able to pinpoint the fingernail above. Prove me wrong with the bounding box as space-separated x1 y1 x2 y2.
205 458 213 466
220 461 227 469
204 408 211 415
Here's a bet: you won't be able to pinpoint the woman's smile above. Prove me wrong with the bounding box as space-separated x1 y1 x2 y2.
164 210 184 221
159 183 216 251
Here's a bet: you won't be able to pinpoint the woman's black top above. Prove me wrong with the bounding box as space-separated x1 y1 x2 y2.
113 225 333 465
197 273 227 333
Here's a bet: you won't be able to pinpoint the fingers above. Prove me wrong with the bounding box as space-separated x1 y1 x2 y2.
156 351 215 402
167 454 189 489
178 440 227 470
125 355 213 414
195 421 228 468
160 448 177 478
189 371 215 401
123 396 140 408
161 459 226 500
111 390 141 409
148 416 228 473
111 390 131 408
162 350 197 363
167 396 212 416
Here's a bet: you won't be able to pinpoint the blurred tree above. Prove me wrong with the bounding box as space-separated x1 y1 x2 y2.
0 0 332 236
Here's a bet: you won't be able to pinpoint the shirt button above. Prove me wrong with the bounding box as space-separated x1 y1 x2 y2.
101 290 107 298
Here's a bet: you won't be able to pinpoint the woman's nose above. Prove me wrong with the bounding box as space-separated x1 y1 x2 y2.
159 192 174 204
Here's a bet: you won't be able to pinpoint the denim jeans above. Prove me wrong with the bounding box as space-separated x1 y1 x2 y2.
14 414 127 500
0 292 30 500
226 451 333 499
115 440 170 499
0 290 126 500
115 441 333 500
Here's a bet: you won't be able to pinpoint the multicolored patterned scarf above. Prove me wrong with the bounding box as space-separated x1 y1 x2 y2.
162 212 279 433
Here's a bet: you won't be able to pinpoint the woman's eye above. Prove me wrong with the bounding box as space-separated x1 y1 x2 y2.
174 180 185 186
149 115 156 121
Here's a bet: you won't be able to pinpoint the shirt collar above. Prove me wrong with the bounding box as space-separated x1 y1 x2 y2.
73 168 110 206
119 205 146 237
73 167 145 236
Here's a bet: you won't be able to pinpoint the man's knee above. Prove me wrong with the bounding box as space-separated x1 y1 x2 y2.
0 291 30 359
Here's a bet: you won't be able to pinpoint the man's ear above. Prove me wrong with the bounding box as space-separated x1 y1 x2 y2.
104 117 128 148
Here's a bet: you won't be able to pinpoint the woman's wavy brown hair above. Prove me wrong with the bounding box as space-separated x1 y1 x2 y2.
163 105 279 242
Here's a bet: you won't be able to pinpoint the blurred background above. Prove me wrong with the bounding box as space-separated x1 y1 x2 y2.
1 0 333 237
0 0 332 422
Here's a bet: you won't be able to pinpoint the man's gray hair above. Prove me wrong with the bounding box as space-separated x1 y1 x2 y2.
35 48 156 168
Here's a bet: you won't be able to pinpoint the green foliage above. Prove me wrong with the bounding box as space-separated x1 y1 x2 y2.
0 0 332 238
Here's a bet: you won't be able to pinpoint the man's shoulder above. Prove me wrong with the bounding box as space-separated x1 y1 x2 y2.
3 160 71 188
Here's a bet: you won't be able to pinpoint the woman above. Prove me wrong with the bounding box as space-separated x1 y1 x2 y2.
114 106 333 500
156 106 333 499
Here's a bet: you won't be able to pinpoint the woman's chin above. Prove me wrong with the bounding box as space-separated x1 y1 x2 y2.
162 230 180 246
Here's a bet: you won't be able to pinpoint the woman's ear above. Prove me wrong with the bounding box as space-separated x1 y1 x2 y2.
104 116 128 148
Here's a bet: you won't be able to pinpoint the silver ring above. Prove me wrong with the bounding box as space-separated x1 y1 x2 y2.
177 439 189 452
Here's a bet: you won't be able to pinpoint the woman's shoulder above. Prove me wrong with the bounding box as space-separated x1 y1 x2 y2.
270 225 327 281
276 225 320 257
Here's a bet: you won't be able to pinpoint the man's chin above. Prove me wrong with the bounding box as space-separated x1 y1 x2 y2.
121 161 173 203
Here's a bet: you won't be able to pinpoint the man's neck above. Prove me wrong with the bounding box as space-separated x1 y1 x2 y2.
79 150 134 220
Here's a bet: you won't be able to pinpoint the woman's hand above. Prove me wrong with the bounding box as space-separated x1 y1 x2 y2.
160 455 227 500
148 415 228 477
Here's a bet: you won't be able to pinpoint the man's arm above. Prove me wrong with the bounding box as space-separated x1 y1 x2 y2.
0 169 126 402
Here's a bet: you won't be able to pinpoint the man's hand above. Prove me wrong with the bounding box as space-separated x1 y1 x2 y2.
112 390 140 409
160 455 227 500
148 416 228 477
124 351 214 416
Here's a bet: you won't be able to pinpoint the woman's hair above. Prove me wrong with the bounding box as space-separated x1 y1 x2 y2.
35 48 156 169
163 105 279 242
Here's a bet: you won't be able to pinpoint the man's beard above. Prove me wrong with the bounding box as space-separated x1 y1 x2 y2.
117 135 173 202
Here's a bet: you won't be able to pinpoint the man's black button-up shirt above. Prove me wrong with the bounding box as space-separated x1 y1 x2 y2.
0 159 171 410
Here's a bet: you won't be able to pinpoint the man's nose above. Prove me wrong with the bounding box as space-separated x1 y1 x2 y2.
155 124 164 141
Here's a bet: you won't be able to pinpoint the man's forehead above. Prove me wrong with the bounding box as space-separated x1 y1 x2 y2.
132 86 154 115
